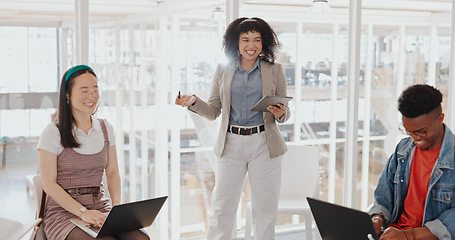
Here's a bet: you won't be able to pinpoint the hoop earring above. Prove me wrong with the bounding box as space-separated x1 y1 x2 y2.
67 99 69 104
259 51 264 59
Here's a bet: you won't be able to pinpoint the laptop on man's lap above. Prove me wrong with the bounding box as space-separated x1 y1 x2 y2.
307 197 378 240
71 196 167 238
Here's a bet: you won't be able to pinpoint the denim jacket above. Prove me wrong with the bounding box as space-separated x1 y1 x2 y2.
369 124 455 240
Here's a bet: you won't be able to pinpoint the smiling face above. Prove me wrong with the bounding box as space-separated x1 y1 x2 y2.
238 31 262 64
401 111 445 150
67 72 99 117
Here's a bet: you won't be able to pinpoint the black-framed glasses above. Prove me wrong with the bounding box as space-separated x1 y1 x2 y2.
399 115 440 137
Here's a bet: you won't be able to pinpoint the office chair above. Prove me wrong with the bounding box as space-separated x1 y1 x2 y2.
0 217 41 240
244 145 320 240
32 175 47 240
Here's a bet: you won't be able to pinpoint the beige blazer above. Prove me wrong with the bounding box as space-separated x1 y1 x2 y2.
189 60 290 159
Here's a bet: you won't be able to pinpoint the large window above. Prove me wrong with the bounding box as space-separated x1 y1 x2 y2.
0 27 58 93
1 2 453 239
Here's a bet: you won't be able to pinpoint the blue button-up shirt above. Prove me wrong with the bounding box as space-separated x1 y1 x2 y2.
229 58 264 127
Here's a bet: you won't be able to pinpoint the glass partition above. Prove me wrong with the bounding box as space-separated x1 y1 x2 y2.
0 3 453 239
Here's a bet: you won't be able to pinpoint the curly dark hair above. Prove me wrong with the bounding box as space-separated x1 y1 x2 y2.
223 17 279 63
398 84 442 118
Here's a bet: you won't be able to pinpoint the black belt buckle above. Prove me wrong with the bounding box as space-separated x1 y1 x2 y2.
239 128 249 135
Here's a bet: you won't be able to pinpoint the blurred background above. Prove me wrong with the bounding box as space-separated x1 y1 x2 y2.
0 0 454 239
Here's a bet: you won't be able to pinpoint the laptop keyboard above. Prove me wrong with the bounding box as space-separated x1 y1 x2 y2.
87 224 101 233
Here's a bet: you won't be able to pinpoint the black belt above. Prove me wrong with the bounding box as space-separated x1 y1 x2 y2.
227 125 265 135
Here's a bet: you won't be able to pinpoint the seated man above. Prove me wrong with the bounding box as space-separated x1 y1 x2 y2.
369 84 454 240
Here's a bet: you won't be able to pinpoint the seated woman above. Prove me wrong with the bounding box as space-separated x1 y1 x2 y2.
37 65 149 240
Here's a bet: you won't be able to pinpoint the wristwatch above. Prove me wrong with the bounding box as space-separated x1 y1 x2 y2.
372 214 384 222
79 207 87 218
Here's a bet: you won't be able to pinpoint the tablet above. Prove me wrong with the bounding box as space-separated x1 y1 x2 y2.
250 95 293 112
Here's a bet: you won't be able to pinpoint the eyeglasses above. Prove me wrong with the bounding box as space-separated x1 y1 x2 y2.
399 115 440 137
75 87 99 97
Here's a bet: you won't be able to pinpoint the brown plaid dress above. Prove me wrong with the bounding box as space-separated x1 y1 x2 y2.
43 119 111 240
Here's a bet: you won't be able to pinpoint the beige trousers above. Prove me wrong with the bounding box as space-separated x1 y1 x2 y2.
207 131 282 240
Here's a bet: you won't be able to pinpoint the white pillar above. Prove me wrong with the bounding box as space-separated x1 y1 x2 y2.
427 24 438 86
328 23 339 203
156 15 170 240
294 22 303 142
128 24 137 202
114 21 125 202
225 1 239 237
447 0 455 129
60 28 70 73
139 23 149 200
170 15 182 240
396 25 406 99
74 0 89 65
343 0 361 208
226 0 239 24
361 24 373 210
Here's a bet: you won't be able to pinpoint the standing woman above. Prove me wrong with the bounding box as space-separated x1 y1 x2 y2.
37 65 149 240
176 17 290 239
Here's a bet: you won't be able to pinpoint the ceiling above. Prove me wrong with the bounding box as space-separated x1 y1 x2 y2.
0 0 453 28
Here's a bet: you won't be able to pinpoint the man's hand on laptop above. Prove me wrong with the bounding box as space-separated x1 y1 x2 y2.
80 209 107 227
379 227 408 240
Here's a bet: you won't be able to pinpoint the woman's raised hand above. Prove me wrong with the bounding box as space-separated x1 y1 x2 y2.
175 94 197 107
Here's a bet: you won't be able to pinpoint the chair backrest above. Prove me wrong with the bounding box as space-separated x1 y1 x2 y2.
32 175 44 219
102 173 111 202
279 145 319 200
31 174 47 240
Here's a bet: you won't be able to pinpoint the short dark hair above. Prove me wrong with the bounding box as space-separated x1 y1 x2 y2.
223 17 279 63
398 84 442 118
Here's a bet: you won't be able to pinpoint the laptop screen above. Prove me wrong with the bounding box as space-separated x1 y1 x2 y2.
307 197 378 240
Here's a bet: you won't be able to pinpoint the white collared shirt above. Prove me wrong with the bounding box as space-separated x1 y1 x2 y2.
37 116 115 155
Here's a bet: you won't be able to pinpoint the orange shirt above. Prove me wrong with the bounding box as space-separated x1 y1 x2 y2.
390 146 440 229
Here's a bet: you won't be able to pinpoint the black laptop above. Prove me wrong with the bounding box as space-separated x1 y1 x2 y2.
307 197 378 240
71 196 167 238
